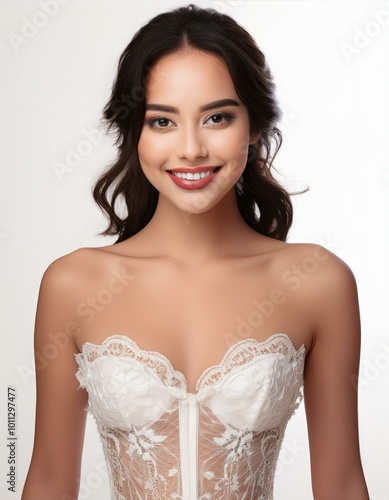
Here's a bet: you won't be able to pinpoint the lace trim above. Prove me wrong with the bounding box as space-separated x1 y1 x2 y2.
197 333 305 390
77 335 187 391
76 333 305 394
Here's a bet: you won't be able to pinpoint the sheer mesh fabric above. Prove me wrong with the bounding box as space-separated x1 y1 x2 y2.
75 333 305 499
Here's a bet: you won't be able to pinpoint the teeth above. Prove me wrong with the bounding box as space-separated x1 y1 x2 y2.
171 168 216 180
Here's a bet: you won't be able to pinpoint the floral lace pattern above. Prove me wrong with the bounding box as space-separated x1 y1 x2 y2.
75 333 305 499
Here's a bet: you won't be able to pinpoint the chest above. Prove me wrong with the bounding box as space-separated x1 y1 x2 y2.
75 258 312 391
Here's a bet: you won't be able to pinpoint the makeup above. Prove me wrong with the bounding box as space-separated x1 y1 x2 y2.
166 167 221 190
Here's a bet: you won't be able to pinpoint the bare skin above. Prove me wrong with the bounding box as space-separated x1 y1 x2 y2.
22 50 369 499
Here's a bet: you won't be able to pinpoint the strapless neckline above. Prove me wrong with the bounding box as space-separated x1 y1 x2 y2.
77 332 305 395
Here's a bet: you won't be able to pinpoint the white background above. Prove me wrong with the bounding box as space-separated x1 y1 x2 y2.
1 1 388 498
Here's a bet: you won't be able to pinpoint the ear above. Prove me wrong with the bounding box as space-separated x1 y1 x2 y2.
249 130 260 145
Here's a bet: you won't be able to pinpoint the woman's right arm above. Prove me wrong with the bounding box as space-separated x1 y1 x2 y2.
22 255 88 500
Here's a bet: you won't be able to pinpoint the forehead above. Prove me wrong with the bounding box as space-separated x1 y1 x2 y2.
145 50 239 103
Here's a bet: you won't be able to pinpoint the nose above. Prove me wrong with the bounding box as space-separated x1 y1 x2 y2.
176 126 208 161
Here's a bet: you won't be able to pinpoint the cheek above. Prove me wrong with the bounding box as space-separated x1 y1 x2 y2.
212 129 250 163
138 132 168 167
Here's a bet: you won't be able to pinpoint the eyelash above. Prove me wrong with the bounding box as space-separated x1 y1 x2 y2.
145 112 236 129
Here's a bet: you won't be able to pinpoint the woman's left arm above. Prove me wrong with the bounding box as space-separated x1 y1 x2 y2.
303 247 370 500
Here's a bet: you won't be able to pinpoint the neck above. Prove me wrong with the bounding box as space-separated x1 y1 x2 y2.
137 188 258 264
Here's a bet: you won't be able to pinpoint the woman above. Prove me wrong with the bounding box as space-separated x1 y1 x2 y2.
22 4 369 499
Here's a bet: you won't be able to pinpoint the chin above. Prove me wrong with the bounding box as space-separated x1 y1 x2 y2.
175 197 222 215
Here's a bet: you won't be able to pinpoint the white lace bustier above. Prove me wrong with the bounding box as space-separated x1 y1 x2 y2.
74 333 305 499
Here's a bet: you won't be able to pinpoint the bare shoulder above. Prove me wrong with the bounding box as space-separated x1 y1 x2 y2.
279 243 360 348
39 246 131 310
44 246 101 274
274 241 357 291
42 246 122 284
268 241 359 334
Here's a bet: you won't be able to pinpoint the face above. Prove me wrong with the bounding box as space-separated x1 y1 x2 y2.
137 50 259 213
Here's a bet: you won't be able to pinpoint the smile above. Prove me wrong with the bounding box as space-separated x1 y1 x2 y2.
166 167 222 190
171 168 217 180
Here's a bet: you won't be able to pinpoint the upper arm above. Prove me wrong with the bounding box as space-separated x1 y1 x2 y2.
303 247 369 498
22 252 89 499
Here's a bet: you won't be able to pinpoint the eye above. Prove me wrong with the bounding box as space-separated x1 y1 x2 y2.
205 112 236 126
146 117 174 129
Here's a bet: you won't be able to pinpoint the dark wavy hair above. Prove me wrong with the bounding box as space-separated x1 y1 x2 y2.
93 4 296 242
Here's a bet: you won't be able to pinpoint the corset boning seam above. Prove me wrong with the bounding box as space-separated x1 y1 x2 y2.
179 394 198 499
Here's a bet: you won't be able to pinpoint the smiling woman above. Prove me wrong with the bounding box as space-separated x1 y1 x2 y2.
22 4 370 500
93 4 292 242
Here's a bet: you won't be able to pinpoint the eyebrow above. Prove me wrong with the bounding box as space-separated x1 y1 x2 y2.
145 98 240 114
